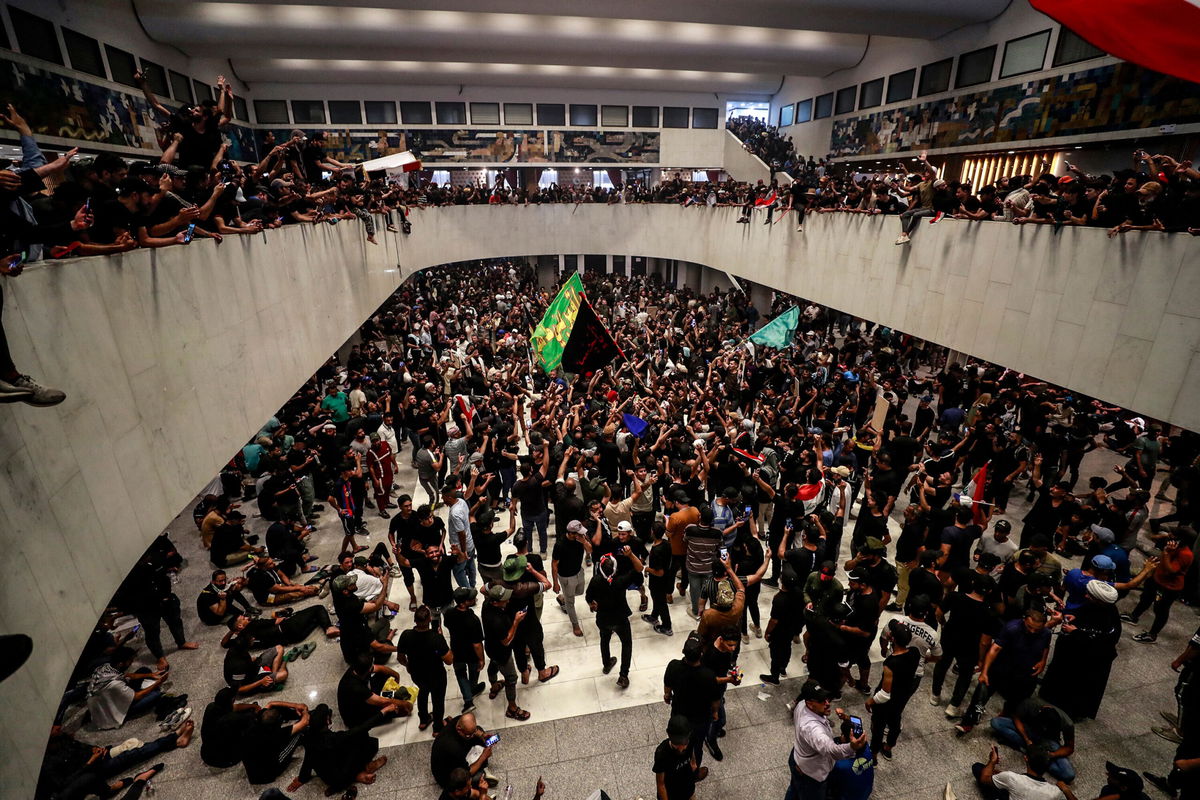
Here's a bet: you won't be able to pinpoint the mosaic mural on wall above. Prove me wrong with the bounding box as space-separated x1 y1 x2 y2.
260 128 662 165
829 61 1200 157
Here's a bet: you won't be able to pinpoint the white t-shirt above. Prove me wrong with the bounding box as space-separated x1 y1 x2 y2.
979 534 1018 573
991 771 1065 800
350 568 384 601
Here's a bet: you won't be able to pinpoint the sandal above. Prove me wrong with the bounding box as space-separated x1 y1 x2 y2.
488 681 505 700
505 706 531 721
638 597 648 612
408 600 418 612
282 647 301 662
538 665 560 683
299 642 318 659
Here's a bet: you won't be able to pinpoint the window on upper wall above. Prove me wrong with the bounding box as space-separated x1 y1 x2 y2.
254 100 289 124
233 96 249 122
918 58 953 96
470 103 500 124
1001 30 1050 78
0 13 8 48
61 28 105 78
779 104 794 127
662 106 689 128
570 104 597 125
795 99 813 123
537 104 565 125
631 106 659 127
364 101 397 124
503 103 533 125
103 45 138 86
328 100 362 124
692 107 718 128
956 45 996 88
9 7 62 65
399 102 432 124
139 60 170 97
1053 27 1105 67
601 105 628 126
435 102 466 124
834 86 856 115
859 78 884 109
814 93 834 119
291 100 325 124
169 70 193 104
193 79 213 102
887 69 916 103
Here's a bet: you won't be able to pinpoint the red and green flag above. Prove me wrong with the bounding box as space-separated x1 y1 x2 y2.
530 274 623 374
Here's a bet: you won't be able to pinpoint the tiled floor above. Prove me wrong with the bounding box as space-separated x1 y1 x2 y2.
61 436 1189 800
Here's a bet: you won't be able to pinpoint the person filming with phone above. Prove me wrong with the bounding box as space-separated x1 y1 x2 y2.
786 679 867 800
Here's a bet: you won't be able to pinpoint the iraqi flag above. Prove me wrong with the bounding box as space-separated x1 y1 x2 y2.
455 394 475 425
1029 1 1200 84
560 296 624 374
962 462 989 524
755 190 778 207
795 480 827 515
731 447 765 466
360 150 423 173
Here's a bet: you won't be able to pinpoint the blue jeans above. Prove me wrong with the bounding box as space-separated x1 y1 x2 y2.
452 554 477 589
521 509 550 553
786 753 829 800
990 717 1075 782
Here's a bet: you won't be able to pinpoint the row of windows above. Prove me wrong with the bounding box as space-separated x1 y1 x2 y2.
253 99 721 129
779 27 1105 126
2 5 250 119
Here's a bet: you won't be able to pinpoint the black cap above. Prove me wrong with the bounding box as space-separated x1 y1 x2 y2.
1105 762 1143 792
667 714 692 746
800 679 833 702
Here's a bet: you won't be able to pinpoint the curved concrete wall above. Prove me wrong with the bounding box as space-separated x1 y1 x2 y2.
1 204 1198 795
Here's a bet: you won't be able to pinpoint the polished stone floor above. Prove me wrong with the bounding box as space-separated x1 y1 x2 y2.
63 434 1188 800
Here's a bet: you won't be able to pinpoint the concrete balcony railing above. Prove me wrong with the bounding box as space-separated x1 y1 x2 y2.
0 203 1197 795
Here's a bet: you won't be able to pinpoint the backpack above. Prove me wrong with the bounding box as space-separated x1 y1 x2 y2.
713 577 735 609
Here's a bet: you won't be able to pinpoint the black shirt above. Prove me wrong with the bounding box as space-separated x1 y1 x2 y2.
246 565 283 604
242 718 299 784
441 606 484 662
879 648 921 703
481 602 515 660
421 557 457 609
430 719 479 788
652 739 696 800
663 659 719 726
196 584 229 626
513 475 548 516
552 534 587 578
586 571 635 626
336 667 376 728
210 523 248 566
942 591 1000 650
647 540 673 589
200 703 256 768
397 628 449 681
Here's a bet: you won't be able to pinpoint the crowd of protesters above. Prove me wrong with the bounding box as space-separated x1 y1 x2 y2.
38 250 1200 800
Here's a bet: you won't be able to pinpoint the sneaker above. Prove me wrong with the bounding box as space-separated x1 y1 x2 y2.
1154 726 1184 744
379 509 390 519
751 623 762 638
895 233 910 245
602 656 618 675
1119 613 1137 623
759 673 780 685
616 675 630 689
884 603 902 613
388 565 401 578
0 374 65 406
795 225 804 233
1133 632 1158 643
742 633 750 644
705 739 724 761
653 624 674 636
929 693 943 706
461 703 476 715
929 211 945 224
944 704 962 719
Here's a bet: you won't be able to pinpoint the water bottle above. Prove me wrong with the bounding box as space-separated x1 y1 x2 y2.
502 786 514 800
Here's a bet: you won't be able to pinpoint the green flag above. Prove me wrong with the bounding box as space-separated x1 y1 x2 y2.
530 273 584 372
748 306 800 349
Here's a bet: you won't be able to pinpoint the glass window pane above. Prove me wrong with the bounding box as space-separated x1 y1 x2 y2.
859 78 884 109
169 70 193 104
233 96 249 122
291 100 325 124
834 86 856 115
1053 27 1105 66
62 28 105 78
956 45 996 88
193 79 213 102
662 107 689 128
328 100 362 124
9 7 62 65
887 69 916 103
435 102 466 124
140 60 169 96
569 104 597 125
105 45 138 86
919 58 953 96
779 104 794 127
503 103 533 125
692 107 718 128
795 99 813 123
814 93 834 119
365 101 397 124
470 103 500 124
631 106 658 127
601 105 628 126
254 100 289 124
399 102 432 124
1001 30 1050 78
537 104 565 125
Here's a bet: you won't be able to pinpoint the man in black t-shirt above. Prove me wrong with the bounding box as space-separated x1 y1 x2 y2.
839 569 882 692
652 715 708 800
663 638 720 769
336 655 410 729
430 712 493 789
643 522 674 635
442 587 486 714
242 703 309 784
587 549 643 687
480 585 528 720
196 570 255 626
396 606 453 733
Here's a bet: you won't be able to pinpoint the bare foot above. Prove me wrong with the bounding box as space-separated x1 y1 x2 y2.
178 642 200 651
326 627 340 638
176 719 195 747
365 755 387 773
572 626 583 637
156 658 170 671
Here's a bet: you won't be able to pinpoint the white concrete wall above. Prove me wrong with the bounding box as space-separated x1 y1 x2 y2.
1 206 1199 796
722 130 772 184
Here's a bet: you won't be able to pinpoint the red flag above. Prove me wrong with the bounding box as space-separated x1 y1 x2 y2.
1029 1 1200 84
965 463 988 525
455 394 475 424
731 447 765 465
